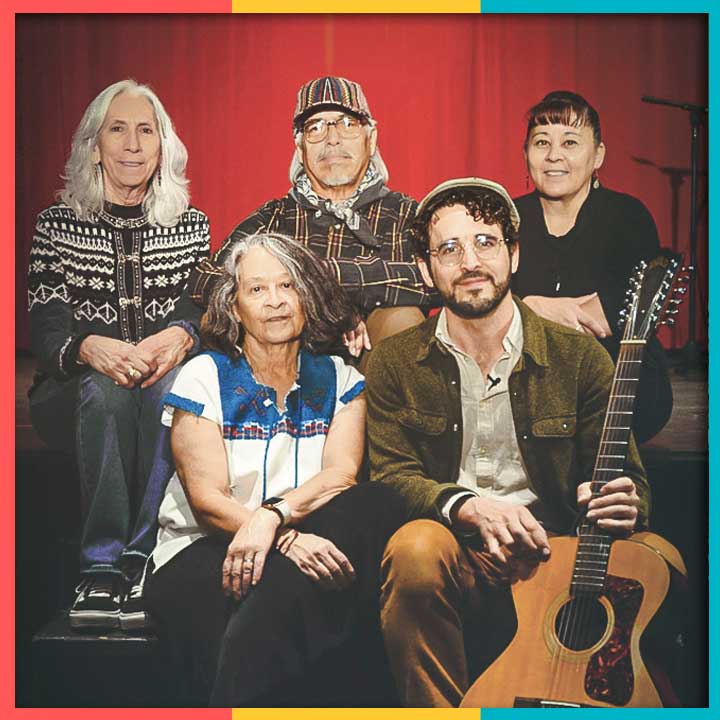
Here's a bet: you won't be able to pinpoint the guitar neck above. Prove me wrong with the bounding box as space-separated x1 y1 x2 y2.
572 339 646 595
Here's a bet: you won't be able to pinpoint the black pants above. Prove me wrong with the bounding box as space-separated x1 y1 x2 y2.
145 482 408 707
601 334 673 444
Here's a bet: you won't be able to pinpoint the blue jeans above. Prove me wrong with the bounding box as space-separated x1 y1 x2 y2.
29 367 180 579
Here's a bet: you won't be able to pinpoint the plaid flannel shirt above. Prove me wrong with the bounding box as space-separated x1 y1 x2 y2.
188 184 435 314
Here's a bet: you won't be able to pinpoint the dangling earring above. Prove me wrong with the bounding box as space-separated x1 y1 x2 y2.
525 174 530 191
592 172 600 190
155 167 162 188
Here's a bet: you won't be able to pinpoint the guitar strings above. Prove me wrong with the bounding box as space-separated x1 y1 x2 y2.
562 342 640 686
548 349 621 696
562 342 641 697
543 257 676 703
545 340 643 702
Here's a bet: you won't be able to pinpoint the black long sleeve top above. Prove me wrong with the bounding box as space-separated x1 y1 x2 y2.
512 185 660 332
511 185 673 444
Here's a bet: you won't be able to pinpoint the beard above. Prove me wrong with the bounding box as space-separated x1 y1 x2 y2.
316 152 361 188
322 170 356 187
440 269 512 319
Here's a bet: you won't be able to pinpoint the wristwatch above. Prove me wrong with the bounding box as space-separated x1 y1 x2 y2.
261 496 292 527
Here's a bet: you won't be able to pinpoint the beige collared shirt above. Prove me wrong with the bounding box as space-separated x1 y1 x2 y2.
435 302 540 522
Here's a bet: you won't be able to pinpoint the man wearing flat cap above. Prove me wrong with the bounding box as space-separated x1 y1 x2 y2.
366 177 650 707
187 76 429 358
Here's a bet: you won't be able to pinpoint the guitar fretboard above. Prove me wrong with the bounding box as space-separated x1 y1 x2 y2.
571 340 646 595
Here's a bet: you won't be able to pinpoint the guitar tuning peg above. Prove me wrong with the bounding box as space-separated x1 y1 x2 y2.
669 298 683 306
674 286 688 295
666 309 679 315
664 318 676 327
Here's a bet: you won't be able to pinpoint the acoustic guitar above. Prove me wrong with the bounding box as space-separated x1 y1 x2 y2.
461 252 688 709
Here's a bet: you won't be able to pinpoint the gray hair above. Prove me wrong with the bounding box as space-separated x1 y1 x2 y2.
59 79 190 227
288 120 389 186
201 233 357 359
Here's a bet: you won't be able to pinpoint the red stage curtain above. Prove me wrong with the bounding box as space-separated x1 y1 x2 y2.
15 13 707 350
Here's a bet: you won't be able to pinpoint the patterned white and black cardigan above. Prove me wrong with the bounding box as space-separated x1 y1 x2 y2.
27 202 210 381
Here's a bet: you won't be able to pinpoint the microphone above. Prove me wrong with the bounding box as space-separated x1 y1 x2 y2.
488 375 501 390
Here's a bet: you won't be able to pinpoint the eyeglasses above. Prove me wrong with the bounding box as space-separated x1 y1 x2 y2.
302 114 366 144
427 235 509 266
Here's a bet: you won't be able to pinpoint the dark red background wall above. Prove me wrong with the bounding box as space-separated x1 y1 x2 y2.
15 13 708 350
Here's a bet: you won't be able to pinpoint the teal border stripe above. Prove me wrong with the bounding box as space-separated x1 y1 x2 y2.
483 1 711 10
477 5 715 720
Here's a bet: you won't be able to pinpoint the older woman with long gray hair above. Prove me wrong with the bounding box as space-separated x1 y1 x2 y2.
144 232 406 706
27 79 210 631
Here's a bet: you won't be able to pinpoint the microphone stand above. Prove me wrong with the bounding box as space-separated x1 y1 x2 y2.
641 95 708 371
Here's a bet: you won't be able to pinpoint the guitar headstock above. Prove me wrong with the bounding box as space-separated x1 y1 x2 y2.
619 251 687 341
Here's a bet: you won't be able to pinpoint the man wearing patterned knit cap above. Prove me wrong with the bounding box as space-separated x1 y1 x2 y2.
186 76 431 360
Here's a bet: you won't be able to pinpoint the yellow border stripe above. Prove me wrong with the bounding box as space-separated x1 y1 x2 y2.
232 0 481 11
232 710 480 719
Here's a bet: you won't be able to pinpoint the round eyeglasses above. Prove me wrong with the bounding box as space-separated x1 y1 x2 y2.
302 114 366 144
427 235 510 266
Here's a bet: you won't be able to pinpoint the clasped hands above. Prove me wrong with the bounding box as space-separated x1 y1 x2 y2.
78 326 193 388
454 476 640 576
222 506 356 601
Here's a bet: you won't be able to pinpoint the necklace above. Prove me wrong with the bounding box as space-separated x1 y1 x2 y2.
98 209 149 229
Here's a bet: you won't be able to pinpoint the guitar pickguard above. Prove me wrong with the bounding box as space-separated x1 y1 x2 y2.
584 575 644 705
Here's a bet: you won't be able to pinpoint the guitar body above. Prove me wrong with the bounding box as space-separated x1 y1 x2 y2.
461 534 679 708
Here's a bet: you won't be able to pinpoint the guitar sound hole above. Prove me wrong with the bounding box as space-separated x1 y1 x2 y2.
555 596 609 651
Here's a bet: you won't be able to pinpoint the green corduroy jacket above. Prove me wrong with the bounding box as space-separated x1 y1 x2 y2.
366 298 650 534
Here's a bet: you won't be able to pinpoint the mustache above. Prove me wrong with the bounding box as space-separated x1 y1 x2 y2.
453 270 494 286
318 149 354 161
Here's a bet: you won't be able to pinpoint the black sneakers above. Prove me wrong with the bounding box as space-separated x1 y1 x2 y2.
69 574 123 630
119 577 151 631
70 567 152 632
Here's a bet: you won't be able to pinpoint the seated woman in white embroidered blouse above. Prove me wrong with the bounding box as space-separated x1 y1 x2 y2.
144 232 406 707
26 79 210 631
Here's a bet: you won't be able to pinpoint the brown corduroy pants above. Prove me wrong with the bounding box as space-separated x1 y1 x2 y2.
380 519 519 707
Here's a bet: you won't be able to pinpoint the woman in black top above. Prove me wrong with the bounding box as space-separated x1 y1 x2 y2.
512 90 672 443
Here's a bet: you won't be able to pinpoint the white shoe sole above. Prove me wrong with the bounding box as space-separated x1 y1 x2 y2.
69 609 121 630
119 611 150 631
